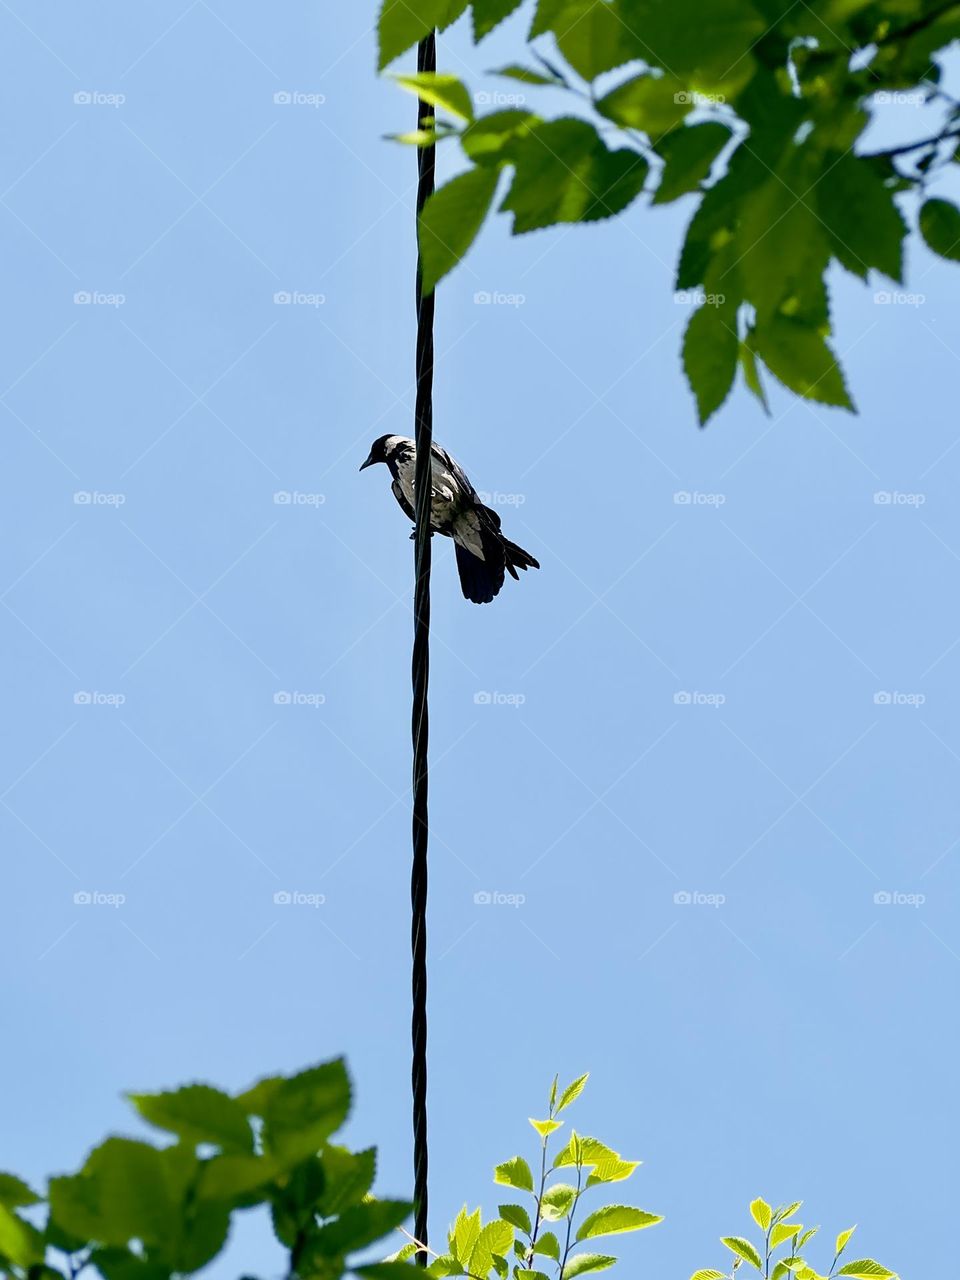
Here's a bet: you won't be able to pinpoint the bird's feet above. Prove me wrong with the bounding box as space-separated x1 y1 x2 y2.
409 526 435 540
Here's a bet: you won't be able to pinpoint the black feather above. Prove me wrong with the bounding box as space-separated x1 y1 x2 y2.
455 543 500 604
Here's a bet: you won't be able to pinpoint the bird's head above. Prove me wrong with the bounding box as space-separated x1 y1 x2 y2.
359 435 406 472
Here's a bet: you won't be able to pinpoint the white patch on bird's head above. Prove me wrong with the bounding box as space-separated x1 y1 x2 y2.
382 435 413 457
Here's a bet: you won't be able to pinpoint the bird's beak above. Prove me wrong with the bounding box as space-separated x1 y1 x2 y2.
359 453 375 472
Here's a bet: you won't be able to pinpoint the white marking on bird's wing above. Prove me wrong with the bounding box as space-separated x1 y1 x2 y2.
391 478 415 522
451 508 485 559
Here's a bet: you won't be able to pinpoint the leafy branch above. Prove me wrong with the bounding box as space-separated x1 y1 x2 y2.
380 0 960 426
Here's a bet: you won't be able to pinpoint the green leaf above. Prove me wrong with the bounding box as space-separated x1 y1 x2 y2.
739 332 770 415
683 293 739 425
597 73 691 138
536 0 642 79
816 154 906 282
490 64 560 85
198 1153 278 1201
575 1206 663 1241
501 119 647 233
836 1262 896 1279
556 1073 588 1113
356 1265 423 1279
377 0 469 69
303 1200 413 1259
394 72 474 122
498 1203 533 1234
611 0 766 93
428 1257 465 1278
90 1139 179 1245
461 110 537 166
771 1223 801 1248
797 1228 818 1248
385 125 455 147
738 168 830 322
772 1267 790 1280
562 1135 641 1185
563 1255 617 1278
0 1173 41 1209
494 1156 535 1193
653 123 732 205
835 1227 857 1257
0 1205 44 1267
750 1198 773 1230
919 197 960 262
468 1219 514 1278
549 1076 559 1109
534 1232 561 1261
676 159 752 290
585 1155 639 1187
86 1249 171 1280
47 1139 201 1253
473 0 525 39
48 1173 103 1243
450 1206 482 1263
690 1272 726 1280
128 1084 254 1153
175 1200 231 1273
776 1203 803 1222
721 1237 764 1271
320 1146 377 1216
514 1272 550 1280
259 1059 351 1162
419 165 501 293
753 317 854 410
530 1118 563 1138
540 1184 577 1221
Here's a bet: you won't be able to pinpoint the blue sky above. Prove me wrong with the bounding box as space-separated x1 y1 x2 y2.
2 2 957 1277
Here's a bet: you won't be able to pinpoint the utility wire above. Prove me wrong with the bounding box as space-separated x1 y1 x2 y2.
411 29 436 1271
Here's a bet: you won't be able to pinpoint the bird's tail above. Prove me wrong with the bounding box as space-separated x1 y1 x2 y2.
501 536 540 581
455 511 540 604
455 531 504 605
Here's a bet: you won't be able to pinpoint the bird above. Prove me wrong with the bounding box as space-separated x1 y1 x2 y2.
359 434 540 604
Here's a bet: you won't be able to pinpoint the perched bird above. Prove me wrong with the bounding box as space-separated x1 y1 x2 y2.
360 434 540 604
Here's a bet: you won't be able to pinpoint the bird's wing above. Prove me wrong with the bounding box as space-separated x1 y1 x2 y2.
430 443 478 501
391 478 415 522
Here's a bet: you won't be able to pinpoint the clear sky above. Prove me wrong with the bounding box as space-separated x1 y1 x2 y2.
2 3 957 1277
